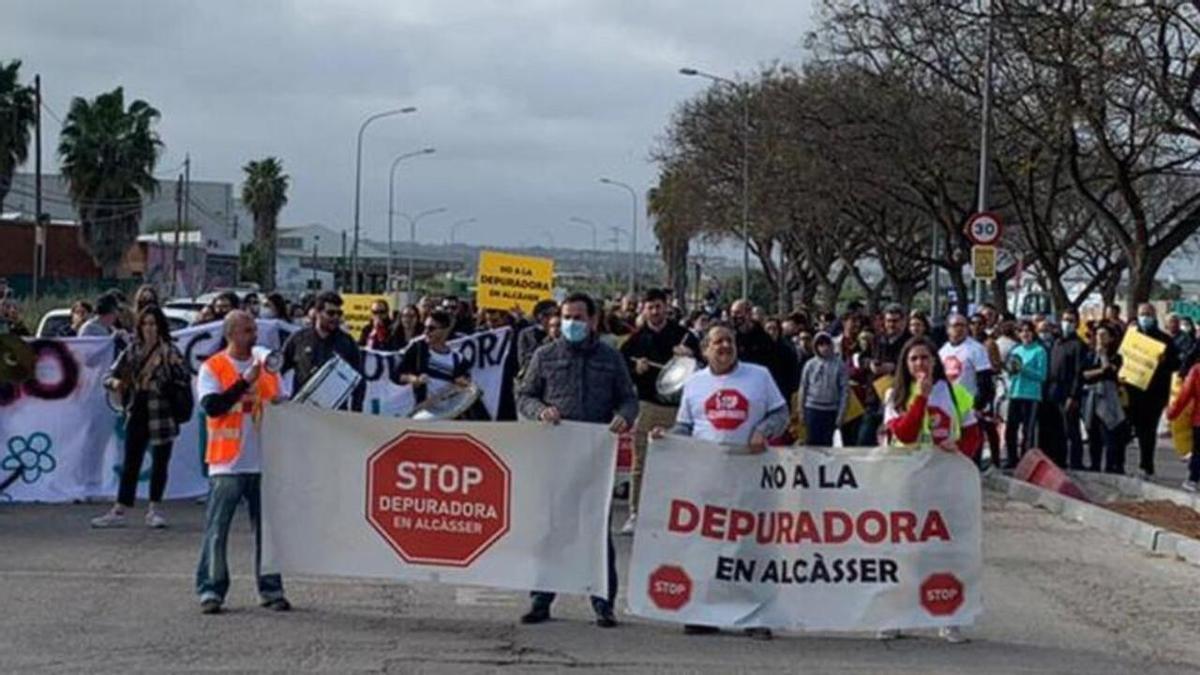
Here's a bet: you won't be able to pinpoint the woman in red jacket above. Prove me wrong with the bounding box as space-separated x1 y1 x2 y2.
1167 352 1200 492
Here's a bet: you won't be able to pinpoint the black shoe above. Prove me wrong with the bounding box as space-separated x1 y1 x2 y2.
745 627 773 640
595 609 618 628
684 624 720 635
200 599 222 615
262 597 292 612
520 605 551 624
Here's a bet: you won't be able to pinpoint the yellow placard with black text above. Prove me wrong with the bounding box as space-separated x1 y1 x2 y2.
340 293 389 336
476 251 554 315
1118 329 1166 391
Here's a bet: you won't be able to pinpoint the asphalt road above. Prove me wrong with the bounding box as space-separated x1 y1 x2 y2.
2 488 1199 674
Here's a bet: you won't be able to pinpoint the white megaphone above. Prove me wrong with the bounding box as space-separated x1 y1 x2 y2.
252 346 284 374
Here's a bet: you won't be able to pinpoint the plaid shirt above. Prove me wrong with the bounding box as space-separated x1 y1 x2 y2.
109 340 187 445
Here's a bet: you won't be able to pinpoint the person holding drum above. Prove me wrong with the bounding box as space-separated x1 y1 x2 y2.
649 323 788 640
516 291 638 629
279 291 364 412
618 288 697 536
395 309 472 403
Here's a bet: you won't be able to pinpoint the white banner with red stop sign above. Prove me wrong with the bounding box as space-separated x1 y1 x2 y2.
260 404 615 597
627 436 982 631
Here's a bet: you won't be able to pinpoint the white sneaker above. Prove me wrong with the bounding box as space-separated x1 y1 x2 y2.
90 508 127 528
145 508 167 529
1182 453 1192 463
939 626 968 643
1182 481 1198 493
875 629 900 641
619 512 637 536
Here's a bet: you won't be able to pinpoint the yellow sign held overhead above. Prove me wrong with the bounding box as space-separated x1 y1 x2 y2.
1118 329 1167 391
340 294 388 336
476 251 555 315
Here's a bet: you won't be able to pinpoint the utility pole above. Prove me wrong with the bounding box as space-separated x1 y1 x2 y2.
311 234 320 288
974 0 996 310
31 74 42 302
171 174 183 293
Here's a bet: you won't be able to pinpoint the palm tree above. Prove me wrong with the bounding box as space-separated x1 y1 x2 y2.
0 60 37 211
240 157 289 289
648 166 703 306
59 87 162 278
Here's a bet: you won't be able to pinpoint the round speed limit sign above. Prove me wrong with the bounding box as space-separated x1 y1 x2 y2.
965 212 1003 246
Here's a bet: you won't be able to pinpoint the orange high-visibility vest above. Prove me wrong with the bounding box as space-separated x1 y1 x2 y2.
203 350 281 466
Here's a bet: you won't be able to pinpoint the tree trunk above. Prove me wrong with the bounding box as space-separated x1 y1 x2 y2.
945 265 970 318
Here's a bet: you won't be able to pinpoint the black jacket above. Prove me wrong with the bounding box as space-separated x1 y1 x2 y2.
280 327 365 411
394 339 471 404
1049 334 1087 402
737 324 801 407
620 321 691 402
358 322 406 352
517 324 548 374
517 335 639 424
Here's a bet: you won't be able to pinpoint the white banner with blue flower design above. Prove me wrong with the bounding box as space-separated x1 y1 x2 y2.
0 322 513 503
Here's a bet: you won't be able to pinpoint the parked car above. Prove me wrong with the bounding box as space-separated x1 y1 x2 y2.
36 306 195 337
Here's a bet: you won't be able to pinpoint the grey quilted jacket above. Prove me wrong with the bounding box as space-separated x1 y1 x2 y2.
517 335 639 425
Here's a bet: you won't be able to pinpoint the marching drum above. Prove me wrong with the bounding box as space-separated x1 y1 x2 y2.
655 356 698 405
408 383 483 421
292 353 362 409
1005 353 1024 375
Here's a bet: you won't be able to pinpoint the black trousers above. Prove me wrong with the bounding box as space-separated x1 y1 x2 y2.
1128 399 1166 476
530 528 617 615
117 404 174 508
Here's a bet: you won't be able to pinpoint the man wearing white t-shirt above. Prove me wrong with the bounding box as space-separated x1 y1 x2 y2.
650 323 787 640
938 313 995 466
194 311 290 615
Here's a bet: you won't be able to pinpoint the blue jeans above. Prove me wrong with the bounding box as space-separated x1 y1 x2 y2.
530 528 617 616
195 474 284 604
805 408 838 447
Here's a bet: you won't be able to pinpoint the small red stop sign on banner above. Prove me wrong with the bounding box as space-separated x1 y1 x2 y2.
920 572 965 616
648 565 692 611
366 431 511 567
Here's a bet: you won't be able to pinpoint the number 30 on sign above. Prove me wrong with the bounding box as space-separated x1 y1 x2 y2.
965 212 1003 246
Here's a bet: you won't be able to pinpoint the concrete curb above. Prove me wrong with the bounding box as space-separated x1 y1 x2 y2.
1068 471 1200 511
983 472 1200 568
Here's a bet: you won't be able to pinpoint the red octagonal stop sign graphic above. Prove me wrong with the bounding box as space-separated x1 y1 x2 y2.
920 572 965 616
366 431 511 567
648 565 693 611
704 389 750 431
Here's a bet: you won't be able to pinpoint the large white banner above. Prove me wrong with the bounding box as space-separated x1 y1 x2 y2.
628 437 983 631
0 323 513 503
0 337 116 502
260 405 615 596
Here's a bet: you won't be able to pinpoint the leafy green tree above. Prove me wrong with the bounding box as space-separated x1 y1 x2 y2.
240 157 289 289
0 60 36 211
58 87 162 277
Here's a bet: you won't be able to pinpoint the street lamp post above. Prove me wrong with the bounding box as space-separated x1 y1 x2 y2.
569 217 599 251
680 67 751 300
608 226 627 287
311 234 320 287
600 178 638 296
352 106 417 292
388 147 436 287
450 218 477 245
401 207 448 296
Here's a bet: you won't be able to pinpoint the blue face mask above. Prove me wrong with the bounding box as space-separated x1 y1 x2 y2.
561 318 589 343
1138 316 1156 331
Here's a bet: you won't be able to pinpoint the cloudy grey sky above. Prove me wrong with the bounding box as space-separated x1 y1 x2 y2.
3 0 814 253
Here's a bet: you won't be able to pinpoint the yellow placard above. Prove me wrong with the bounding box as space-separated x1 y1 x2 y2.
873 375 895 402
340 293 388 336
1170 374 1194 458
476 251 555 315
843 390 865 423
1117 329 1167 391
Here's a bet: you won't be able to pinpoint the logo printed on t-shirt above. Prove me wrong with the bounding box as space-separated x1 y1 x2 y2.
943 355 963 382
928 406 954 443
704 389 750 430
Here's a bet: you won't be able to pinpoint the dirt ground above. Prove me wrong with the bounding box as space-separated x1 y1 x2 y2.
1105 499 1200 539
